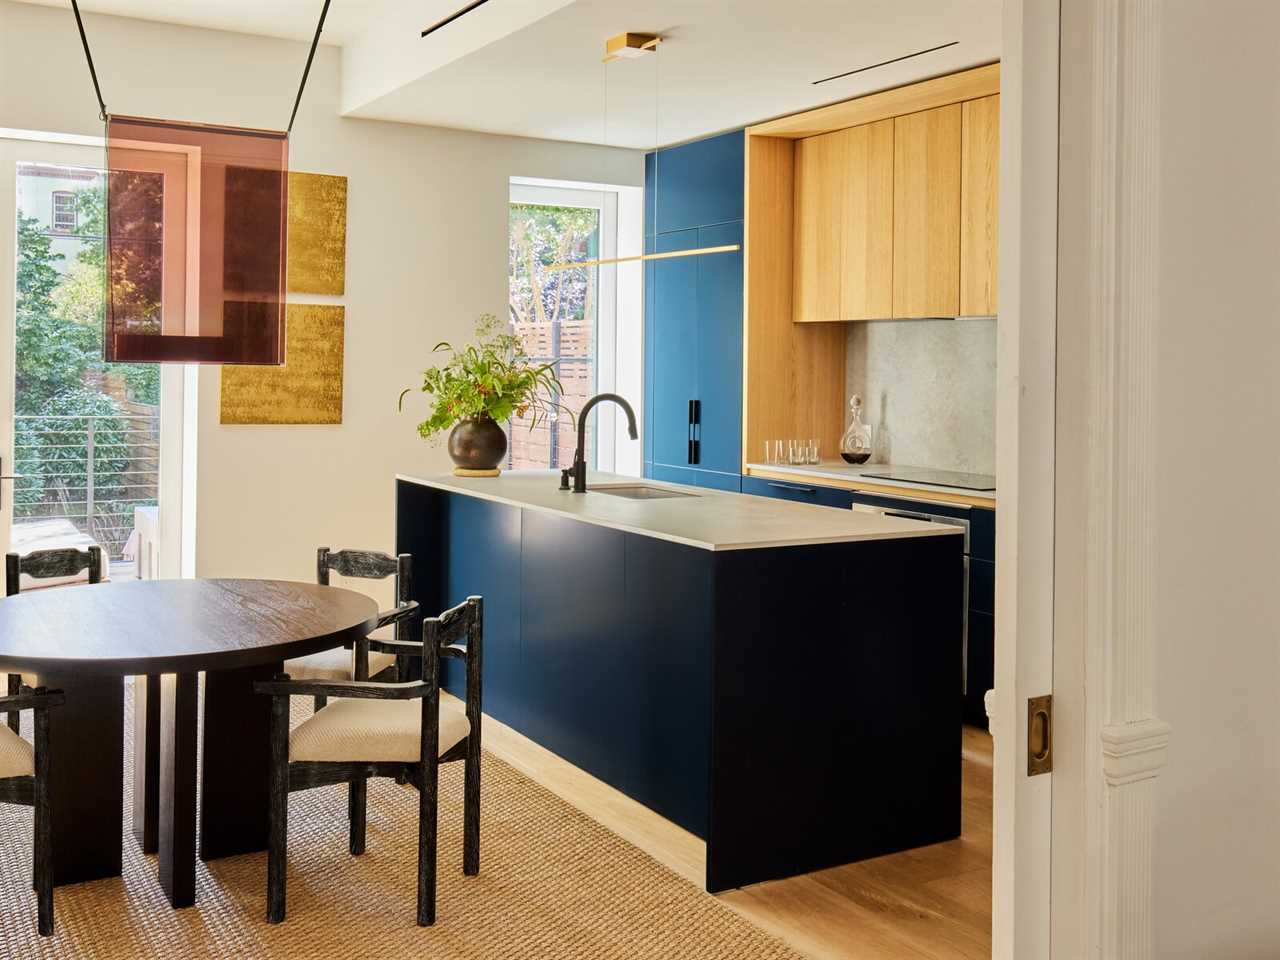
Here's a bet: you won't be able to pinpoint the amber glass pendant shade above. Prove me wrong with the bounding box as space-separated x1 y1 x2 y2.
104 115 288 364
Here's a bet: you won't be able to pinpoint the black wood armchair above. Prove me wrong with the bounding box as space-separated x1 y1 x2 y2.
0 686 64 936
255 596 482 927
4 547 101 733
285 549 415 711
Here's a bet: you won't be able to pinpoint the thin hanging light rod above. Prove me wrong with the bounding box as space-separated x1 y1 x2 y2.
544 244 741 274
69 0 330 133
70 0 107 120
288 0 332 134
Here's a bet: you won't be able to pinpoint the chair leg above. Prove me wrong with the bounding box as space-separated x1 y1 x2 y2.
417 761 438 926
7 675 19 734
463 740 480 876
313 695 327 713
35 777 52 936
267 695 289 924
348 777 367 855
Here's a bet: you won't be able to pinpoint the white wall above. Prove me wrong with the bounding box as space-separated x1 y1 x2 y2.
1152 2 1280 956
0 1 643 604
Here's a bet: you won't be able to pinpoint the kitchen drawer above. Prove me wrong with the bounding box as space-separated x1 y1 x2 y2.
741 475 856 510
969 558 994 615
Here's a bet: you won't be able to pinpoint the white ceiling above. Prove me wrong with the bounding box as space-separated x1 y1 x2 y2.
17 0 1001 150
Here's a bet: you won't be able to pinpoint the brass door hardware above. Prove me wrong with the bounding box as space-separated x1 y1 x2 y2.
1027 694 1053 776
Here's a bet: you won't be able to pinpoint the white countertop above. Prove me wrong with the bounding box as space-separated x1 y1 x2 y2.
745 461 998 502
397 471 962 552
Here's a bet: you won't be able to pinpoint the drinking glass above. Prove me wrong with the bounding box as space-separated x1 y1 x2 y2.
773 440 785 464
807 439 820 465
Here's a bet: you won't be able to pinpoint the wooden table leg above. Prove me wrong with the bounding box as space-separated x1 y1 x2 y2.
131 674 161 854
35 675 122 885
200 660 282 861
158 673 198 908
38 673 124 887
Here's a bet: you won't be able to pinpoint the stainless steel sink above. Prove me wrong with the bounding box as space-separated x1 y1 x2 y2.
592 484 697 500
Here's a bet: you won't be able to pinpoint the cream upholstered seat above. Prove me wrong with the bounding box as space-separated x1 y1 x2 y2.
0 724 34 779
289 696 470 763
284 646 396 682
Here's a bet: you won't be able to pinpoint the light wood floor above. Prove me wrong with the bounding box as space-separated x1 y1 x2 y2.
480 705 993 960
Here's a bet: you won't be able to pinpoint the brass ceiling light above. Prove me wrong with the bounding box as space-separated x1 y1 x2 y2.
602 32 662 64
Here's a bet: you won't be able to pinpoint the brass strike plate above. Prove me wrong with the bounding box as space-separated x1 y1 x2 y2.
1027 694 1053 776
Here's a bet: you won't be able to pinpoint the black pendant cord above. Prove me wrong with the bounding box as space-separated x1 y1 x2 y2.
70 0 108 121
288 0 332 135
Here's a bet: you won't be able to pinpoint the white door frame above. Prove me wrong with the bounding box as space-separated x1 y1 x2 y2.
992 1 1059 956
1049 1 1172 957
0 130 196 578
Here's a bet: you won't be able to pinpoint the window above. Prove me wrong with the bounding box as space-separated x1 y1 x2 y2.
51 190 77 233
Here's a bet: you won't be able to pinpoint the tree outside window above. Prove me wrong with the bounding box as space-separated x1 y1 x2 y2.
507 202 600 470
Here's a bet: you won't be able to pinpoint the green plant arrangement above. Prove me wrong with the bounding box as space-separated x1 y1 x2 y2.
398 314 569 474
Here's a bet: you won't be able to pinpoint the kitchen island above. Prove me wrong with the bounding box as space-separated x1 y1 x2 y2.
395 471 964 892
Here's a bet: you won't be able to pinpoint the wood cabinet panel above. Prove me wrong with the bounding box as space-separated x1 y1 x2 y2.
793 120 894 323
961 94 1000 316
792 130 846 323
840 118 895 321
892 104 962 318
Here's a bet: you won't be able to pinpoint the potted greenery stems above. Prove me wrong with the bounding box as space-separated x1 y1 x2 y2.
398 315 566 476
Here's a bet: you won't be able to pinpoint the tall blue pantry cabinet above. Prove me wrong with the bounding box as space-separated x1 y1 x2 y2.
643 131 745 491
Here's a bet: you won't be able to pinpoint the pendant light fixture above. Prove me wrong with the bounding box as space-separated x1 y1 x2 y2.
545 31 741 274
69 0 332 364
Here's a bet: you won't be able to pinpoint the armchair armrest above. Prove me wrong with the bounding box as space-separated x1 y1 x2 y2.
0 689 65 712
374 599 420 631
254 677 428 701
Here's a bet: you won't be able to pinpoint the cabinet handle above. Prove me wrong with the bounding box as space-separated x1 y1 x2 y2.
691 439 700 465
767 481 817 494
690 399 701 425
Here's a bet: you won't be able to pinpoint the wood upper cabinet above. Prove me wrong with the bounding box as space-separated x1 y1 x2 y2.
840 119 894 321
793 129 846 323
960 94 1000 315
892 104 962 318
793 120 894 322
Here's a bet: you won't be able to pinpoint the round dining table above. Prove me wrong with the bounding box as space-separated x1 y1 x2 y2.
0 578 377 908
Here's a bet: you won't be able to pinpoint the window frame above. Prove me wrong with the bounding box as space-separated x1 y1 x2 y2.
50 189 77 233
508 181 623 471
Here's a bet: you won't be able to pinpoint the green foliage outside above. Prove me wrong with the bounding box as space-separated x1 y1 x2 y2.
508 203 598 328
13 176 159 549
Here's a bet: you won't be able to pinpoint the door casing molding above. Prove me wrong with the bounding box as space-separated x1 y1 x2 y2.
1054 1 1172 956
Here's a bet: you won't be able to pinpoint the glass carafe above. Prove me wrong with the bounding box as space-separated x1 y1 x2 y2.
840 395 873 464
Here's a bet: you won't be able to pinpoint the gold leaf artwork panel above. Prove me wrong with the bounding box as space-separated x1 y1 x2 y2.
220 304 345 424
287 172 347 295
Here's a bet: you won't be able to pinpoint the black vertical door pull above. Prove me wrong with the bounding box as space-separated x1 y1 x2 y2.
688 400 702 465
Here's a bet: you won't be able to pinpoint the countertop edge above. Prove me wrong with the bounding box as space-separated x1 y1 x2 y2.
396 473 963 551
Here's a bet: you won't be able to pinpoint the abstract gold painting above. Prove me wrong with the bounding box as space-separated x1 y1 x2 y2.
220 304 345 424
287 172 347 295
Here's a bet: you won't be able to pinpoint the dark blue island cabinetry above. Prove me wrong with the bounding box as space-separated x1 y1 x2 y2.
644 131 744 492
743 475 997 727
396 473 964 892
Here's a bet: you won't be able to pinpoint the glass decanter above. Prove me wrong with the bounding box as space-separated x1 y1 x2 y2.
840 394 873 464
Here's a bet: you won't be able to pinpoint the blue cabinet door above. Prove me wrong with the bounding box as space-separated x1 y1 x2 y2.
695 221 743 478
650 229 699 470
654 131 744 234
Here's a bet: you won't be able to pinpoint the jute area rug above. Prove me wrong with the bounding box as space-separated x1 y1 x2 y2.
0 684 803 960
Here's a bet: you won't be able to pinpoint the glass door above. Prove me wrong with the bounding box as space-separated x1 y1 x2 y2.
0 132 184 584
